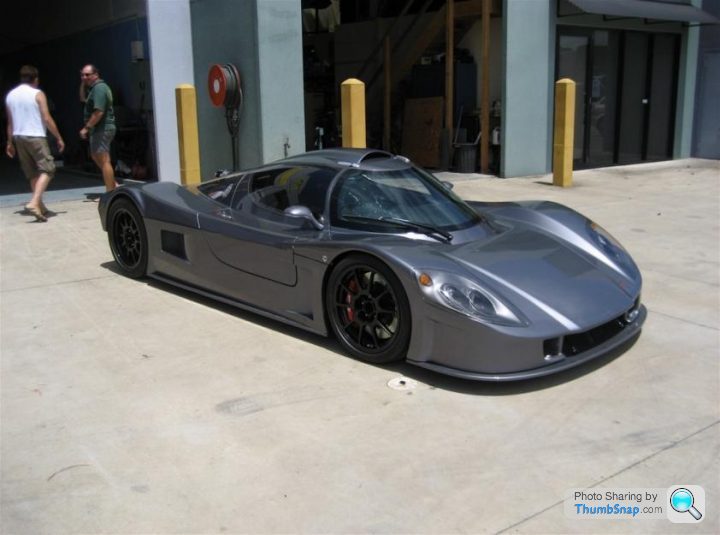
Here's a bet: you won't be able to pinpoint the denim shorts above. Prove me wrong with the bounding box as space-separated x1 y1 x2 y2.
89 126 116 154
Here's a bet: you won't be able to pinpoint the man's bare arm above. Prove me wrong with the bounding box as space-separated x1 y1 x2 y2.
5 106 15 158
85 109 105 129
36 91 64 153
79 110 104 140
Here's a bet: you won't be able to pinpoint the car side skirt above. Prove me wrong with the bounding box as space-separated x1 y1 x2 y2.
149 272 328 337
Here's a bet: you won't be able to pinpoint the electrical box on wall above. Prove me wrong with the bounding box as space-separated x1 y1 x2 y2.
131 40 145 62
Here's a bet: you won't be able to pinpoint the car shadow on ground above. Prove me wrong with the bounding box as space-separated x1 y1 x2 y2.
100 261 345 358
101 261 639 395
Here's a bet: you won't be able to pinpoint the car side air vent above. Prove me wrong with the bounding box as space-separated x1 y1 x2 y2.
161 230 187 260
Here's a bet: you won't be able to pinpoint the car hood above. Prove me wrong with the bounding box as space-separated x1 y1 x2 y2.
433 225 639 330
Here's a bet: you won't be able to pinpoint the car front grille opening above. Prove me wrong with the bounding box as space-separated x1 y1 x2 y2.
543 300 641 360
562 316 627 357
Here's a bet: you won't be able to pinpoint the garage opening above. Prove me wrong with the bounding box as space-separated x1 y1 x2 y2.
1 0 156 196
301 0 503 174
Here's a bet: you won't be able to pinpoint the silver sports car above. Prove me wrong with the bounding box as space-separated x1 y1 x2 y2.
99 148 645 380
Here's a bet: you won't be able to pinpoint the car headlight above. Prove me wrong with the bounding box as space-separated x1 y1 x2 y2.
419 271 527 327
589 221 626 256
587 220 641 277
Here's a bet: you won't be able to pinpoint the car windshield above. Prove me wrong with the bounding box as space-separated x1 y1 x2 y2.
330 167 480 232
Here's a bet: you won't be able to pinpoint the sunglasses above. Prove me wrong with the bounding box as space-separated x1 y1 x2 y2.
80 72 96 77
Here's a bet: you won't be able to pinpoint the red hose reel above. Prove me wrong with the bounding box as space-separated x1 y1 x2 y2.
208 63 243 169
208 63 242 108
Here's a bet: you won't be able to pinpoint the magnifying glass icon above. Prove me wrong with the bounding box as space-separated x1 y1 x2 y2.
670 488 702 520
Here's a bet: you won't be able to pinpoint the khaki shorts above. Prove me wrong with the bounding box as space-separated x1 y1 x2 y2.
89 126 116 154
13 136 55 180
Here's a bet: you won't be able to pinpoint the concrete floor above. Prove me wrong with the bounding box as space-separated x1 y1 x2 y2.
1 159 718 534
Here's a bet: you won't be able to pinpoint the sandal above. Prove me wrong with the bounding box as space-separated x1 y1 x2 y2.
27 206 48 222
24 202 49 215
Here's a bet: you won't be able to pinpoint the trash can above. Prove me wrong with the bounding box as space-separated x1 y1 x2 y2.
454 143 477 173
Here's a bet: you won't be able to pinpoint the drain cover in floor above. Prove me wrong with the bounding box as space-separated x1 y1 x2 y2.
387 376 418 391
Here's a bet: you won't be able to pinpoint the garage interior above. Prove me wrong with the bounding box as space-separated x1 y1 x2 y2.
0 0 155 187
302 0 503 173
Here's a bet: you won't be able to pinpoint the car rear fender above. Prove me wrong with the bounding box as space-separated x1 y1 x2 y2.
100 186 147 231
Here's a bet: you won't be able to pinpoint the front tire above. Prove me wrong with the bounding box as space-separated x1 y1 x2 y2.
107 198 148 278
326 255 411 364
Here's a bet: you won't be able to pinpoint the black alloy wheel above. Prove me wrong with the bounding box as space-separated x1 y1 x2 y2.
107 198 148 279
326 255 410 364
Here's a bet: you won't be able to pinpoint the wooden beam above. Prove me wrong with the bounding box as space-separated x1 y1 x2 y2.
455 0 484 18
384 36 391 151
445 0 454 156
480 0 490 173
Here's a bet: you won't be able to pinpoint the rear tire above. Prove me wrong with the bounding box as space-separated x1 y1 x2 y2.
107 198 148 279
326 255 411 364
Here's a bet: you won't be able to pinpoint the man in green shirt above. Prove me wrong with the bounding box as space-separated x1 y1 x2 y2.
79 64 117 191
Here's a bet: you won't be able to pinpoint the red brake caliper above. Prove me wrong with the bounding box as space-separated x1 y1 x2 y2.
345 278 358 322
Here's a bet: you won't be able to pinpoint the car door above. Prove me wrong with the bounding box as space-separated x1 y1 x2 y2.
197 165 334 286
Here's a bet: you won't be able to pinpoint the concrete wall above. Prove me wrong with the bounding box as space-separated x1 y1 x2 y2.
256 1 306 163
673 1 700 159
147 0 195 184
191 0 261 177
501 0 554 177
190 0 304 179
693 0 720 158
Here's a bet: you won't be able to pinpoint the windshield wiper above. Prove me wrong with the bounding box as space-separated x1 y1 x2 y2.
381 217 454 242
341 216 453 243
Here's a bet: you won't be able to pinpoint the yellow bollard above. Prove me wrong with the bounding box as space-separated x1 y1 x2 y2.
175 84 201 185
341 78 366 148
553 78 576 188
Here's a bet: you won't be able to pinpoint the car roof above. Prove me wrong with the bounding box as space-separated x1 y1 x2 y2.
272 148 413 172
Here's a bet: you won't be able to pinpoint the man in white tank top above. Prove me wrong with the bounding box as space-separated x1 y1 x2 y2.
5 65 65 221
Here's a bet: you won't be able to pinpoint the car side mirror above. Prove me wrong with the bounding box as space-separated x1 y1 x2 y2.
284 205 324 230
442 181 454 190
